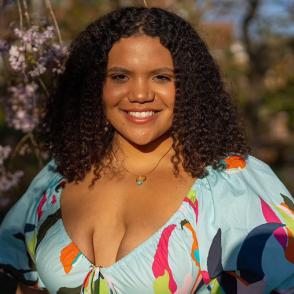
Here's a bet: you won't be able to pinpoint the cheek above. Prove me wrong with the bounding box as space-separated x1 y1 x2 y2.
158 85 176 109
102 82 128 107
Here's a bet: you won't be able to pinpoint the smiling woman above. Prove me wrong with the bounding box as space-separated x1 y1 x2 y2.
0 6 294 294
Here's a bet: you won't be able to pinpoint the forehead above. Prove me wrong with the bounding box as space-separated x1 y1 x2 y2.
107 35 174 69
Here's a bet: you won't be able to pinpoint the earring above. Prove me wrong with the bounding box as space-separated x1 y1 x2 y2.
104 121 110 132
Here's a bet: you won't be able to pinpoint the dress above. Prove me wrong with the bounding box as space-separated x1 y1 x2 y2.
0 155 293 294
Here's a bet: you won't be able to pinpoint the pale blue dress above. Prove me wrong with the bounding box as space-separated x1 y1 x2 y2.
0 155 294 293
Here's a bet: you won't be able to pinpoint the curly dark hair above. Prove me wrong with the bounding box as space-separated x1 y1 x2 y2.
38 6 250 186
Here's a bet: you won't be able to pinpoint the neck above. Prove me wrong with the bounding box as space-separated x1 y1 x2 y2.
112 132 174 172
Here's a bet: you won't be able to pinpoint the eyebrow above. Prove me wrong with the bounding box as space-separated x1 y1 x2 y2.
106 67 175 74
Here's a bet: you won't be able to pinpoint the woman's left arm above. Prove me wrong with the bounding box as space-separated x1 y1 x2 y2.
195 155 294 293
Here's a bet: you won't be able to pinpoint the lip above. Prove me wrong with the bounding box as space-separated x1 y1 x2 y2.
122 109 158 124
123 108 161 112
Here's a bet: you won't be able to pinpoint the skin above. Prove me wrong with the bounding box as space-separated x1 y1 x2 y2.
102 35 176 169
17 35 197 292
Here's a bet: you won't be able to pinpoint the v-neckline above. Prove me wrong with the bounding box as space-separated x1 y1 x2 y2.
55 176 199 272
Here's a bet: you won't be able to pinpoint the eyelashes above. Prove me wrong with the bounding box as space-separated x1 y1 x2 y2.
155 75 173 82
110 74 128 82
109 74 173 83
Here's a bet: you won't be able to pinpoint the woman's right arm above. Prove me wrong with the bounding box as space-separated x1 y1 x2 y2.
0 161 57 293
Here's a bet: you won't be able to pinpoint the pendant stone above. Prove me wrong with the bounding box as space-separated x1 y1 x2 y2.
136 176 147 185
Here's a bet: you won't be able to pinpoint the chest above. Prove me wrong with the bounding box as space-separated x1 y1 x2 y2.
60 170 196 268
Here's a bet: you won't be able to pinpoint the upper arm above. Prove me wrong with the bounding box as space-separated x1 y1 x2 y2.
196 155 294 292
0 161 57 291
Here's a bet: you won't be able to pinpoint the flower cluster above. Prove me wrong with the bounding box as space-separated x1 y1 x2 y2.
1 24 67 135
0 3 67 195
8 44 27 73
0 39 10 53
8 25 67 77
0 145 24 193
6 82 39 132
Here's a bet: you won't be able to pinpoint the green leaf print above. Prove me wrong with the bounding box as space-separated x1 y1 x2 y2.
153 270 171 294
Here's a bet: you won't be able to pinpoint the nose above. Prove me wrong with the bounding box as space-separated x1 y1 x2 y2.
128 78 155 103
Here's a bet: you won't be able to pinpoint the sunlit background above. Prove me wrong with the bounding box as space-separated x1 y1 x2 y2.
0 0 293 220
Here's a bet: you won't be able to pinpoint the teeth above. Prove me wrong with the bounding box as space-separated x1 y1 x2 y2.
128 111 155 118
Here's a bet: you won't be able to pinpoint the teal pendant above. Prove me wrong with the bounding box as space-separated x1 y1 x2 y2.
136 176 146 185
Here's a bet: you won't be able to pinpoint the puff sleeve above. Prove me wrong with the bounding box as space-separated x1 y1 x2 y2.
0 160 58 289
195 155 294 293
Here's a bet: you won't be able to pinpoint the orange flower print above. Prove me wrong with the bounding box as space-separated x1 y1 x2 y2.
223 155 246 170
60 242 82 274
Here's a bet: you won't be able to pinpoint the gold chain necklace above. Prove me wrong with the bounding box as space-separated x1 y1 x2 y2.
112 145 172 186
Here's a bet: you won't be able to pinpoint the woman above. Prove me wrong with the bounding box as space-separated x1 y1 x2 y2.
0 6 293 294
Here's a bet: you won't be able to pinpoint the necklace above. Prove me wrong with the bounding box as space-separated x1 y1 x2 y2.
112 145 173 186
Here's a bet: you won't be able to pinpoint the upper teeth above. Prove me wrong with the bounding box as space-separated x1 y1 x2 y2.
128 111 155 118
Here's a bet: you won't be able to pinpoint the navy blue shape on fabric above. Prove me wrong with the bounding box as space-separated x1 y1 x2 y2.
237 222 284 283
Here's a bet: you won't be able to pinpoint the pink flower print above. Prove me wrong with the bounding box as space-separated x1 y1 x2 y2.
152 224 177 293
51 195 57 205
37 193 47 220
259 196 287 250
200 270 211 284
259 196 281 223
184 197 199 224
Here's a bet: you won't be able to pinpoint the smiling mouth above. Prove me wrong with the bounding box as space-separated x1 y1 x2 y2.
127 111 156 118
122 110 160 124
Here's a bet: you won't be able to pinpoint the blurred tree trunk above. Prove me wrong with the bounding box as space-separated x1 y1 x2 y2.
242 0 263 139
240 0 293 166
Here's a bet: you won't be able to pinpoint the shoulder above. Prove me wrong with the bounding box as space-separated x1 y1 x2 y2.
22 158 61 199
26 159 61 194
1 159 62 229
0 159 62 288
195 155 294 291
196 154 293 232
197 155 292 217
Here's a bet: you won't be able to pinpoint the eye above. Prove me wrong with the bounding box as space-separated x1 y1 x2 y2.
154 75 172 82
110 74 129 82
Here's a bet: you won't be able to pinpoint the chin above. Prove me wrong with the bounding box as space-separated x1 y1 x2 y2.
126 136 156 146
124 130 172 147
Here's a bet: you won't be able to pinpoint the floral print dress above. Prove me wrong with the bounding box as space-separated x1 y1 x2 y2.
0 155 293 293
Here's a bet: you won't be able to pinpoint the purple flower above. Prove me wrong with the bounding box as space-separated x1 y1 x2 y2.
6 83 40 132
1 0 14 9
0 39 10 53
0 145 11 165
8 45 26 72
9 25 67 77
0 145 24 192
14 25 55 49
0 169 24 192
29 63 47 77
47 44 68 74
41 26 55 41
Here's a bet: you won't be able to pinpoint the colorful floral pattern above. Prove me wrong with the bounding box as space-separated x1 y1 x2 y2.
152 224 177 293
0 155 294 293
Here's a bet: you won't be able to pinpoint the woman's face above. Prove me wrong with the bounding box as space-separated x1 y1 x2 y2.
102 35 176 146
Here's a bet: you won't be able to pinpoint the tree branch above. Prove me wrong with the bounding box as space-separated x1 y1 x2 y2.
242 0 260 59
